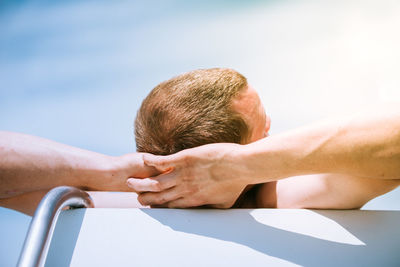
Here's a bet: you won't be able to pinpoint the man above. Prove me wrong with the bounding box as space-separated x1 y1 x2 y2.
131 68 400 209
1 70 399 214
134 68 268 207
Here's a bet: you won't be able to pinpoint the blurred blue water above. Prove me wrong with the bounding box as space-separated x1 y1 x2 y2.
0 0 271 155
1 1 399 266
0 1 272 265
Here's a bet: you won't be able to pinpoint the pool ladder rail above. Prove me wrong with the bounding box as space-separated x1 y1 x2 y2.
17 186 94 267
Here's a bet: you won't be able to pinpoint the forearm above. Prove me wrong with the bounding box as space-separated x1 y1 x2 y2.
0 131 152 198
0 131 114 197
239 104 400 184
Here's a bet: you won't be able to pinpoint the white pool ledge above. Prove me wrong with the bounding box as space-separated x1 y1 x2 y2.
45 208 400 267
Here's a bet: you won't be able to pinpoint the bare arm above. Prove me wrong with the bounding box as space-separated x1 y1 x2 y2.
0 131 158 199
127 104 400 208
242 103 400 183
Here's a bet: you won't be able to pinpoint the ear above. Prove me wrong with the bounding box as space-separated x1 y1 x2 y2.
265 115 271 136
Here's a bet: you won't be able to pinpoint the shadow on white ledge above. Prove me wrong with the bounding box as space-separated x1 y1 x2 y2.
45 208 400 267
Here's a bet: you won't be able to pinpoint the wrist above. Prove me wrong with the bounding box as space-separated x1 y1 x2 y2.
79 154 120 191
86 153 159 191
238 133 306 184
229 143 265 185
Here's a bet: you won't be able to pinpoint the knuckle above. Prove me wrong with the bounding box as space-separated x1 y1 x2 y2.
153 194 167 205
156 159 166 168
181 154 193 166
137 194 148 205
158 196 167 204
142 178 161 192
182 172 194 182
191 184 200 194
129 184 139 192
152 181 163 192
127 180 138 190
182 184 196 196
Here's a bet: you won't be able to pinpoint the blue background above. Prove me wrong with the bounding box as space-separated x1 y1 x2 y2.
1 1 400 266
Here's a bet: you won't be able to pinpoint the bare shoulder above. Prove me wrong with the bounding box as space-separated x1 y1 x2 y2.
321 173 400 196
274 174 400 209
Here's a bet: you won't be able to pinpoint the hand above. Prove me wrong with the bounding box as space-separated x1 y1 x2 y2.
126 143 249 208
118 153 160 178
87 153 160 192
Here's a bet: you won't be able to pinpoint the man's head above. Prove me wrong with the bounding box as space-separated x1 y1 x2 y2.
135 68 270 155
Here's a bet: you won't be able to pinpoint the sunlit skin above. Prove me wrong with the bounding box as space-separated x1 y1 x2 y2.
131 85 400 209
228 84 272 207
1 85 399 215
231 85 400 209
230 85 270 143
0 132 158 215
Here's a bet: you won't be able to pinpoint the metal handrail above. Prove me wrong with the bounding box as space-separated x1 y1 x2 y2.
17 186 94 267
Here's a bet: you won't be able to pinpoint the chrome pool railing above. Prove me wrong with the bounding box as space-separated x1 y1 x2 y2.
17 186 94 267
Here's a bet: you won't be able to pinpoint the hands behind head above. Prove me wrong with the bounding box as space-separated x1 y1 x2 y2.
126 143 248 208
92 153 160 192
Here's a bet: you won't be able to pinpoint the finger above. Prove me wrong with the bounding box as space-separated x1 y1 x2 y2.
137 187 181 206
126 170 178 193
143 153 178 172
126 178 160 193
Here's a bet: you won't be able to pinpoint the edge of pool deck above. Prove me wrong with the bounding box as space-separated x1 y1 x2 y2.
43 208 400 267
